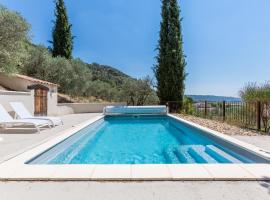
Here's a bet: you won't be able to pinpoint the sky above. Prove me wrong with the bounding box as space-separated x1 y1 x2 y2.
1 0 270 97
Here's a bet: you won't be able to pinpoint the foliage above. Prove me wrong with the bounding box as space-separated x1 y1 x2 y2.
85 80 120 102
0 5 158 104
240 82 270 132
22 45 158 104
154 0 186 108
0 6 30 74
239 82 270 102
121 77 159 106
23 45 74 93
88 63 130 86
182 96 194 114
69 59 92 96
154 0 170 101
51 0 73 59
22 46 89 95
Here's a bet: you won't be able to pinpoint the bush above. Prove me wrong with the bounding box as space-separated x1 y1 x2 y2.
23 46 74 94
240 82 270 102
182 96 194 114
121 77 159 105
0 6 30 73
22 46 90 96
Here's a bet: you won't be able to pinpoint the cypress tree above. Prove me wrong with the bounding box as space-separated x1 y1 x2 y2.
155 0 186 109
51 0 73 59
154 0 170 102
167 0 186 107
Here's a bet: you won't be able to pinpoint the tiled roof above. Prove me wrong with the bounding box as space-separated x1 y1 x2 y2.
15 74 59 87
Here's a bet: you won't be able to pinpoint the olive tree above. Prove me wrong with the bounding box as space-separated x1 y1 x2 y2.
240 82 270 132
121 76 159 106
0 6 30 73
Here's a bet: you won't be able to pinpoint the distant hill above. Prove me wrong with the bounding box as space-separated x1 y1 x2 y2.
188 95 241 102
88 63 133 86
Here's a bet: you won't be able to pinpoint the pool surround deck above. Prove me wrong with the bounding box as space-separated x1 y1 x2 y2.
1 114 270 181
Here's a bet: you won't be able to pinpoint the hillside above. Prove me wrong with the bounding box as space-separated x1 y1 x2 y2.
188 95 241 102
88 63 133 86
0 5 157 105
58 63 136 103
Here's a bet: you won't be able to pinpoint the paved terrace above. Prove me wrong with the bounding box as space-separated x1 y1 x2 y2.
0 113 270 200
0 113 102 163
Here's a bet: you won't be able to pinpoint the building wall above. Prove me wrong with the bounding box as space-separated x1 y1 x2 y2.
0 90 127 116
0 74 127 115
0 73 58 116
47 88 58 116
0 91 34 116
59 103 127 113
47 89 74 116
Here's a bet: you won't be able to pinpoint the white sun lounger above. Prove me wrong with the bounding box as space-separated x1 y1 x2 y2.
10 102 63 127
0 104 51 133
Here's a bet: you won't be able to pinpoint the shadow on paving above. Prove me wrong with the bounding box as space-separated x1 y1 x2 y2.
259 180 270 194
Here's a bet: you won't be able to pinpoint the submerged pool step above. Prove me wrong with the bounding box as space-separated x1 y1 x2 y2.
174 146 196 163
188 146 218 164
164 144 242 164
205 145 242 163
163 147 181 164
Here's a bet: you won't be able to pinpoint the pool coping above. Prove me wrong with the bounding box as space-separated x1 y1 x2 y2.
1 114 270 181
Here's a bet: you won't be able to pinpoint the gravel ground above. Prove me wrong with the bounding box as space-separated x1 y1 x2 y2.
176 114 264 136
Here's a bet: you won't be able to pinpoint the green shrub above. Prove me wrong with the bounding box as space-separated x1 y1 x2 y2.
120 77 159 105
0 6 30 73
240 82 270 102
182 96 194 114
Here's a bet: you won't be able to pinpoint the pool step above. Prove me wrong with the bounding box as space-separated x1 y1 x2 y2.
188 146 218 164
164 145 242 164
205 145 242 163
174 146 196 163
163 147 181 164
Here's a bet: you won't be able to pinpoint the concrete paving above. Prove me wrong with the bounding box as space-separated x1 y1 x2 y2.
233 135 270 152
0 113 270 200
0 113 102 163
0 181 270 200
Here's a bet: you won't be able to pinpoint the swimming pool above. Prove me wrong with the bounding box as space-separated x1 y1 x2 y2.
28 115 270 165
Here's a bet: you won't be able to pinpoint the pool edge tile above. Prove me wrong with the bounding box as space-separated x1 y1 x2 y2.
168 164 214 180
239 164 270 180
203 164 256 180
6 165 56 181
50 165 96 180
91 165 131 181
131 164 172 180
0 164 19 180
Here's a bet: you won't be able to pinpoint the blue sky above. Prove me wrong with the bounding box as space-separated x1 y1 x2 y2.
1 0 270 97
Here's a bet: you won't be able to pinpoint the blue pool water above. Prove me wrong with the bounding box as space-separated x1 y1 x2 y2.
29 115 268 164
